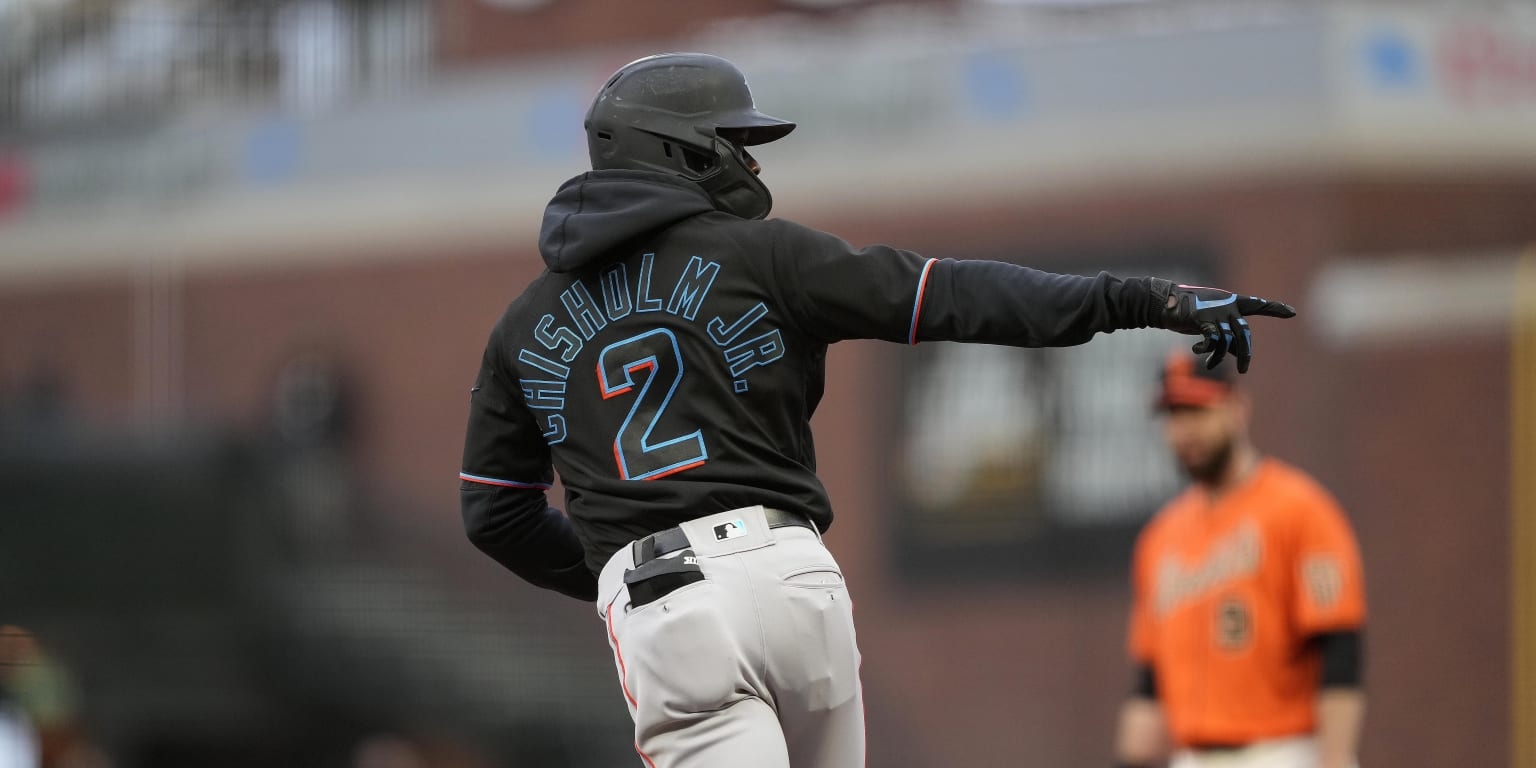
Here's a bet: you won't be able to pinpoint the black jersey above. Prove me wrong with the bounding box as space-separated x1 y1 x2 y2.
460 170 1166 600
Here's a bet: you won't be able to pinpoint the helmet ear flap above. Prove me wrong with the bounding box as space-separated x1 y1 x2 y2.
696 136 772 219
679 145 718 176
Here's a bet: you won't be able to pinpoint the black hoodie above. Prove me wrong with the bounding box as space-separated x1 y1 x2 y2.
461 170 1168 600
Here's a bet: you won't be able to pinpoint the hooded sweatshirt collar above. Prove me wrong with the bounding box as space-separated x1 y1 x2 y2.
538 170 718 273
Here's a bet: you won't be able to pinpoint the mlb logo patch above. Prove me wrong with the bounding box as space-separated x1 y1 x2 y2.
713 519 748 541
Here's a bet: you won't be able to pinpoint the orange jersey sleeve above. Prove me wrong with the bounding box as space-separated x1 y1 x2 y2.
1128 507 1179 664
1128 524 1158 664
1288 485 1367 635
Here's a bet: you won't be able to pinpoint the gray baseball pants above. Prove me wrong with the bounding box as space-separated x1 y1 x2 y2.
596 505 865 768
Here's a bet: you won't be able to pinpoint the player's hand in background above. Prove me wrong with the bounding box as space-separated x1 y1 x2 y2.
1157 284 1296 374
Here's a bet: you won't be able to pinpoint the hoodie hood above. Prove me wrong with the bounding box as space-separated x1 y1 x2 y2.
539 170 719 273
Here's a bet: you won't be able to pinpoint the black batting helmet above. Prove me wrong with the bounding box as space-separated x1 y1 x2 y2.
584 53 795 220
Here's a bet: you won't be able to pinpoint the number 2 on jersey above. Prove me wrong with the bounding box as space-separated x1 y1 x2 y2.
597 329 708 480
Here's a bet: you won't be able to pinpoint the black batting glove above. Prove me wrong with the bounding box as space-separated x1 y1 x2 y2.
1152 283 1296 374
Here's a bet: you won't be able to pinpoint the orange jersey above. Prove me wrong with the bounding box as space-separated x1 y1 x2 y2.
1128 458 1366 747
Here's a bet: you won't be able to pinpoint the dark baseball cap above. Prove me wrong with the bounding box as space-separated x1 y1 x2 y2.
1155 352 1234 410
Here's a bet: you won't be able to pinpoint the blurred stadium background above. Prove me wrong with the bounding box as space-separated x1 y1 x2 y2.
1 0 1534 765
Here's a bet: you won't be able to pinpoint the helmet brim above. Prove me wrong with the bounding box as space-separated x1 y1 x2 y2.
714 110 797 146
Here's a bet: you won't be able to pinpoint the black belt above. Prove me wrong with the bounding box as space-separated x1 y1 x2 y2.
1188 742 1248 754
621 508 815 609
631 507 814 566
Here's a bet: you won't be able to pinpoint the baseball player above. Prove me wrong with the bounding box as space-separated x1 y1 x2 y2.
459 52 1296 768
1114 355 1366 768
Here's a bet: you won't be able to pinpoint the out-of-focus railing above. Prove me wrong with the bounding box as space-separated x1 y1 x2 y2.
0 0 432 139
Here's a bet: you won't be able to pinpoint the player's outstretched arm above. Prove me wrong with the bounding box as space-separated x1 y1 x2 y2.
763 220 1294 371
907 267 1296 373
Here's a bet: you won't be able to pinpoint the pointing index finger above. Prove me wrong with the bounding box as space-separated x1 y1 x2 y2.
1235 296 1297 319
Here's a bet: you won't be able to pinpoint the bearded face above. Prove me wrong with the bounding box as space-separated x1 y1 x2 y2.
1163 401 1240 486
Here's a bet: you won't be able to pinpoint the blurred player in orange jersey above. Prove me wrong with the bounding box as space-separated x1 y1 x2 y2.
1114 355 1366 768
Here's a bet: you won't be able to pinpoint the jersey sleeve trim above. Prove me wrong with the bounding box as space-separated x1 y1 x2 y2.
459 471 553 490
908 257 938 345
